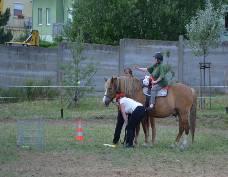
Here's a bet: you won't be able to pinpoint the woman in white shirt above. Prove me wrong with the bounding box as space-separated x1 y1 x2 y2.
116 94 146 148
112 68 133 145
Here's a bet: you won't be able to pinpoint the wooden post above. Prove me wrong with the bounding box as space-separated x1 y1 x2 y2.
119 39 125 75
57 42 64 85
178 35 184 82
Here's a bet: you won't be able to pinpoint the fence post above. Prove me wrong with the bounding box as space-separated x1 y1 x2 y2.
57 42 64 85
119 39 125 75
178 35 184 82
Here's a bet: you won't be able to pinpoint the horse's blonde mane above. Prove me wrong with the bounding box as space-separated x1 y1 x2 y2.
116 76 141 97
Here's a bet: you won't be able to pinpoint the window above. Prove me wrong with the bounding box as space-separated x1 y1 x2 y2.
225 12 228 30
46 8 50 25
14 3 24 16
38 8 42 25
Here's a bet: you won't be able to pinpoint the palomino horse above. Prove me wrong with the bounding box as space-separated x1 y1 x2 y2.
103 76 197 147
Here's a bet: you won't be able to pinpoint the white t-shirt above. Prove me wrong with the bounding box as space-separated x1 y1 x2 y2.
119 97 143 114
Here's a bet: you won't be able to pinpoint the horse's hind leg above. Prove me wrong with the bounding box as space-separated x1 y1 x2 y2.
175 119 184 144
175 112 189 147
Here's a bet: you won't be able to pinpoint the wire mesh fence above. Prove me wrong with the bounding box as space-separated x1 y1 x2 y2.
0 85 102 119
0 85 227 119
194 85 228 110
17 119 45 151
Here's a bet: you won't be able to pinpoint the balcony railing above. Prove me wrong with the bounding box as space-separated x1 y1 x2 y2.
6 16 32 29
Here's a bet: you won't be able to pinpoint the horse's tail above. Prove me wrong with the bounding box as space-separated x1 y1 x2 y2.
190 88 197 143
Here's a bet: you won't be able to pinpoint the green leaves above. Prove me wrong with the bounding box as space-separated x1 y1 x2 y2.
186 0 223 57
70 0 207 44
0 8 13 44
61 31 97 106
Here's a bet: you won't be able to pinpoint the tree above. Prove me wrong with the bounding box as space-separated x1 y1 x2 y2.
0 8 13 44
61 30 97 107
185 0 223 109
71 0 206 45
186 0 223 63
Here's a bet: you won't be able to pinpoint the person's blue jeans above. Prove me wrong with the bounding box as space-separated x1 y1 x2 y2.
150 84 162 105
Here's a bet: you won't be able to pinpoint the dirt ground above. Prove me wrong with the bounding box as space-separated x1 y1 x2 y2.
0 119 228 177
1 150 228 177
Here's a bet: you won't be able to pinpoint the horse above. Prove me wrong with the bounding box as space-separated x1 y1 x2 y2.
103 76 197 148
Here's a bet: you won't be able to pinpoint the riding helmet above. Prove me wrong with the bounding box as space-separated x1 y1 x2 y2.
154 52 163 62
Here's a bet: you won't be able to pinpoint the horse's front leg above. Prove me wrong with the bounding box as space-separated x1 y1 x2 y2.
150 116 156 145
134 114 150 146
141 115 150 145
134 124 140 145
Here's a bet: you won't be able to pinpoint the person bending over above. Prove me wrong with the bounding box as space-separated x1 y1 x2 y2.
112 68 133 144
116 94 146 148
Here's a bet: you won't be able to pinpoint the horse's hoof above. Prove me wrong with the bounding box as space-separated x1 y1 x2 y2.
179 142 188 151
169 143 177 149
142 143 152 148
179 144 186 151
142 143 148 146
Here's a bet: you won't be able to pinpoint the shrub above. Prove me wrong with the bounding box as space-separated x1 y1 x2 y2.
0 79 59 103
39 40 58 48
24 79 59 100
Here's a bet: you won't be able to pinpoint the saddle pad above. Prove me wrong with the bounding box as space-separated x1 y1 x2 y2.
142 87 168 97
157 88 168 97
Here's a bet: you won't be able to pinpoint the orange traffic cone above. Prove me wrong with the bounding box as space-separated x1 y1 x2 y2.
75 119 84 141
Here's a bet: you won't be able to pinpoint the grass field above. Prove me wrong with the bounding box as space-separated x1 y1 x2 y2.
0 96 227 177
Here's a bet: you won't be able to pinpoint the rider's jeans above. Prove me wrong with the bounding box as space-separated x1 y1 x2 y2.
150 84 162 105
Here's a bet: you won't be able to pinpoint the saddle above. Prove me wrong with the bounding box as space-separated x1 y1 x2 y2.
142 75 169 97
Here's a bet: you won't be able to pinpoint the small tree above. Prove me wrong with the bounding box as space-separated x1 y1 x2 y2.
185 0 223 63
62 30 97 107
0 8 13 44
186 0 223 109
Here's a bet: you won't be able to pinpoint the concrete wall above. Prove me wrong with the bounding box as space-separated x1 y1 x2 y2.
0 43 119 93
183 42 228 87
119 38 179 81
60 43 119 92
0 45 58 86
120 38 228 88
0 38 227 93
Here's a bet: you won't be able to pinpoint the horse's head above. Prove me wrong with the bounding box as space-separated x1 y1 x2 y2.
103 76 118 106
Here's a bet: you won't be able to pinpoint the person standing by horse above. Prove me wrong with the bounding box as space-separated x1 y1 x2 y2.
116 93 146 148
135 52 168 110
112 68 134 145
123 67 133 77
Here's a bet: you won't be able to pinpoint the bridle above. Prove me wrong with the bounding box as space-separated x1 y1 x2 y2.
104 77 121 104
